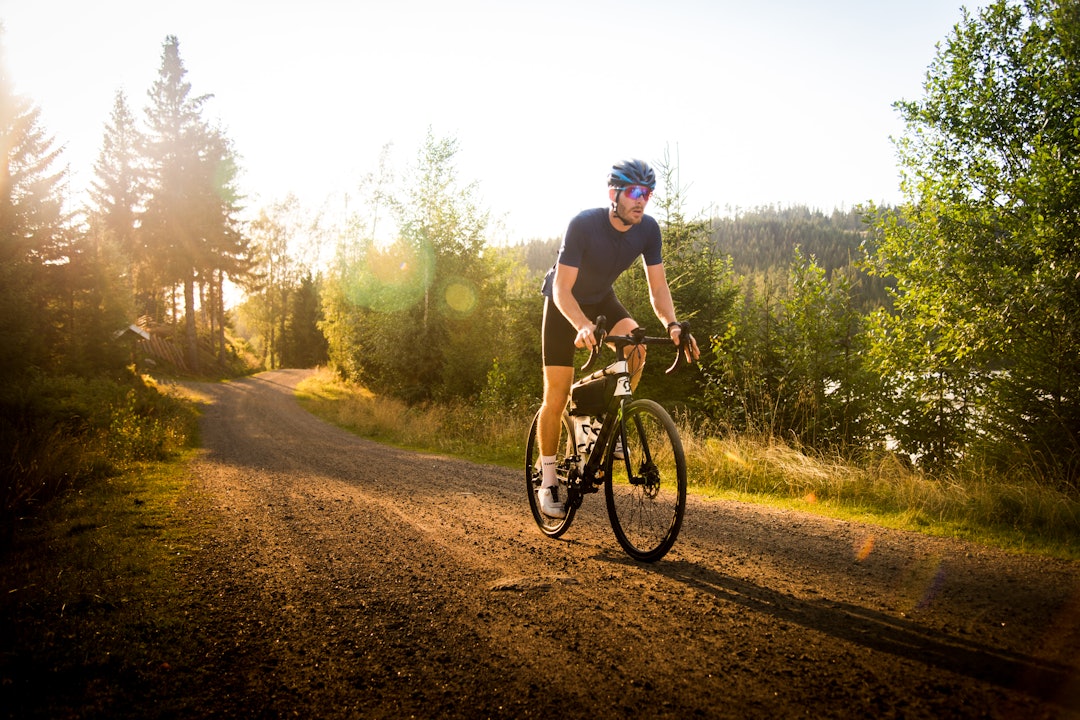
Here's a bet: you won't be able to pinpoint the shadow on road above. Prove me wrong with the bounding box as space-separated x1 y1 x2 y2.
596 551 1078 710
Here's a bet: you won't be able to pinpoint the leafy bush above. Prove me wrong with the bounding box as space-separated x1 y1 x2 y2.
0 373 198 545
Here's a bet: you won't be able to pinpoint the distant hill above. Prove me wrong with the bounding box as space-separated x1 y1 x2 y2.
502 205 893 310
709 205 892 310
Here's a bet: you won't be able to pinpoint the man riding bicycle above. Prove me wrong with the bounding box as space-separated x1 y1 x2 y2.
536 158 700 518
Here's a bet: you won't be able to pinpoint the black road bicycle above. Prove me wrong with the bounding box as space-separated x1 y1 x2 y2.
524 316 694 562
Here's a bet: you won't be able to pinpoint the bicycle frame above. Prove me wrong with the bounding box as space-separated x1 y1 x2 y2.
565 358 632 497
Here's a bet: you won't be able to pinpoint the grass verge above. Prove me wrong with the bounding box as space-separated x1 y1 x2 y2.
1 372 200 547
685 431 1080 559
296 369 525 467
298 368 1080 560
0 452 210 718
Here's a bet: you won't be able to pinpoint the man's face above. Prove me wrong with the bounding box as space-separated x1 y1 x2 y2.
609 184 651 225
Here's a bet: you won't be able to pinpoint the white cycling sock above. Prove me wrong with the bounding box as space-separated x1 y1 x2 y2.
540 455 558 488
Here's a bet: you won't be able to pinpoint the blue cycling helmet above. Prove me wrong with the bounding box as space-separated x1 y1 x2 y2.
608 158 656 190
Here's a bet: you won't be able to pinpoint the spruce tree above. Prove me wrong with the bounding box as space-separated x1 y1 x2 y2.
141 35 245 372
87 90 146 311
0 31 70 378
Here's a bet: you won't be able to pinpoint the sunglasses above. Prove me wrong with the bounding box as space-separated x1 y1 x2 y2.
622 185 653 202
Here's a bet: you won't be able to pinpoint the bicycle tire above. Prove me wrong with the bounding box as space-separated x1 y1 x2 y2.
604 399 686 562
525 409 577 537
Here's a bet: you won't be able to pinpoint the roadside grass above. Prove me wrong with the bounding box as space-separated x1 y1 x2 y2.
0 452 209 717
0 371 207 716
0 372 200 546
298 368 1080 560
296 370 524 467
684 431 1080 559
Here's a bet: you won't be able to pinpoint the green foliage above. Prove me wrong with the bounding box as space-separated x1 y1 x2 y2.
106 385 194 463
700 271 786 434
87 91 143 296
869 0 1080 486
474 240 553 406
322 130 527 404
478 357 513 411
238 196 327 369
700 247 881 454
282 272 329 368
140 36 248 371
518 237 561 276
697 204 896 454
0 36 74 380
782 250 879 449
710 205 889 311
319 233 372 384
0 374 199 541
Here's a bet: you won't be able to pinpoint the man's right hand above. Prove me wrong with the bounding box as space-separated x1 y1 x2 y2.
574 325 596 350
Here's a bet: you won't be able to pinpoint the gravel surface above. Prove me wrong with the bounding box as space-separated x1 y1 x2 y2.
20 368 1080 719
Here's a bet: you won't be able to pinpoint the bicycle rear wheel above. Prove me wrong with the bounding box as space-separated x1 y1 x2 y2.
525 409 576 537
604 399 686 562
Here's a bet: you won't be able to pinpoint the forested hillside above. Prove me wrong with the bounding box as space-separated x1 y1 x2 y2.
709 206 893 310
509 205 892 311
713 205 865 274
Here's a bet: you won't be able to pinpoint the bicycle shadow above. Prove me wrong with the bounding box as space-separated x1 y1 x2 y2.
595 552 1077 708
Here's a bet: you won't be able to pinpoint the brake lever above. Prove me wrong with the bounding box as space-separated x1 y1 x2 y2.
664 321 694 375
579 315 608 373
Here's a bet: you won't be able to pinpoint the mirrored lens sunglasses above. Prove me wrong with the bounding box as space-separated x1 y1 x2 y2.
622 185 652 201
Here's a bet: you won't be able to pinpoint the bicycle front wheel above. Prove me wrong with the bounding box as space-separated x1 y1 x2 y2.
525 409 576 537
604 399 686 562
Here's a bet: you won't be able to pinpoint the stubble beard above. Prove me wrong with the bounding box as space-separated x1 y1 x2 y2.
612 199 643 228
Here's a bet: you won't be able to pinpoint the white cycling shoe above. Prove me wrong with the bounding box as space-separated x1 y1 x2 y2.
537 486 566 519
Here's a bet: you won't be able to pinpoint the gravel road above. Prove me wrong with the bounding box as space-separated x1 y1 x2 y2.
174 368 1079 719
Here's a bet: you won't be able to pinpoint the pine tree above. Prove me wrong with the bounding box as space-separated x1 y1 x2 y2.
197 128 248 368
0 31 71 378
87 90 145 308
141 36 245 372
283 272 328 368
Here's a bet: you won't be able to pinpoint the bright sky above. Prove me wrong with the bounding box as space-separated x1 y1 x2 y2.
1 0 982 244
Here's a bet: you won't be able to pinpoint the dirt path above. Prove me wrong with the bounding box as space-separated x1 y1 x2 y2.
171 368 1079 719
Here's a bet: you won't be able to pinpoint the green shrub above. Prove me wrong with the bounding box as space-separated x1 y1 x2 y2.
0 373 198 546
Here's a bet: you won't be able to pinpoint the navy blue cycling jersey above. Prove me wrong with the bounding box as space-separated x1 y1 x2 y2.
540 207 663 304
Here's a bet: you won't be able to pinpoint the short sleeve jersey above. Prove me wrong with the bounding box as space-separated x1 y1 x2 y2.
541 207 663 304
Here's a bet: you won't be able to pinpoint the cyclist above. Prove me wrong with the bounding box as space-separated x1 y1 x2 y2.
536 158 700 518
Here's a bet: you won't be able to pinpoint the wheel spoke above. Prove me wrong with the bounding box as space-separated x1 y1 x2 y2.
604 400 686 562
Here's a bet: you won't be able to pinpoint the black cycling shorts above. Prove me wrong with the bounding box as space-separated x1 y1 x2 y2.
542 293 633 367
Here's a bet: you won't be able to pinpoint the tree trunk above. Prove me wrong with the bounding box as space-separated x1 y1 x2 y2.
185 271 199 373
216 269 227 367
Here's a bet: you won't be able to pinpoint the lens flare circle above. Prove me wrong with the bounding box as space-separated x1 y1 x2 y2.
348 240 435 312
442 278 478 317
